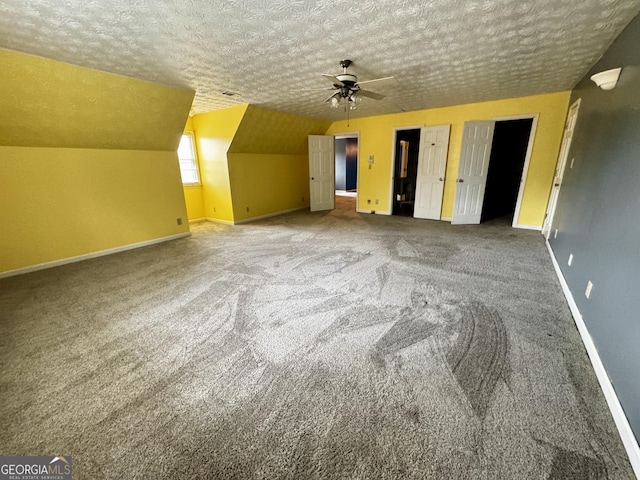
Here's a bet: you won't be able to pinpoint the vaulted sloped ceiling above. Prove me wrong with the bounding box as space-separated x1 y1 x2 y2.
0 48 194 150
1 0 640 121
229 106 331 155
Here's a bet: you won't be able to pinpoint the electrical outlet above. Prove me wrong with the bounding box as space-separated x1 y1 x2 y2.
367 199 371 204
213 207 216 212
375 199 379 205
302 196 305 202
585 281 594 299
176 218 182 225
246 207 250 212
568 254 573 266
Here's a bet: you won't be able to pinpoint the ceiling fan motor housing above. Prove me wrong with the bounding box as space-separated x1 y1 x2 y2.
323 59 388 106
336 73 357 86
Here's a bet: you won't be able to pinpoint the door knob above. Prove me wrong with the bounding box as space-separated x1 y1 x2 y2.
554 183 560 186
311 177 315 180
439 177 444 181
458 179 464 183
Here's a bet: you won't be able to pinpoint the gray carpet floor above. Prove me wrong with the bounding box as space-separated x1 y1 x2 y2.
0 196 635 479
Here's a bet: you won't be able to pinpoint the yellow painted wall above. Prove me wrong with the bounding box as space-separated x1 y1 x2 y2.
0 147 189 274
192 105 248 223
190 105 329 224
326 91 571 227
183 186 206 221
0 49 194 276
226 106 330 222
182 117 206 221
228 153 310 221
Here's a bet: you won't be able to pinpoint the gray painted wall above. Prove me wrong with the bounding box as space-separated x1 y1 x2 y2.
345 138 358 191
335 138 347 190
548 13 640 439
335 138 358 191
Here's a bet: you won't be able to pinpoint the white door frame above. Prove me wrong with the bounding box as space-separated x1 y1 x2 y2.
490 113 539 229
542 98 581 238
388 125 424 215
333 131 360 209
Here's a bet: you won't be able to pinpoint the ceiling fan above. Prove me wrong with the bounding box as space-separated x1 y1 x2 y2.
322 59 396 110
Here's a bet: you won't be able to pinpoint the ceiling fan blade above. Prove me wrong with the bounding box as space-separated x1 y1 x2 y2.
356 76 397 89
324 92 340 103
357 89 385 100
322 74 345 86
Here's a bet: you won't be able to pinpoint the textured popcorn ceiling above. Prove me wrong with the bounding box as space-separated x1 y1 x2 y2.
1 0 639 121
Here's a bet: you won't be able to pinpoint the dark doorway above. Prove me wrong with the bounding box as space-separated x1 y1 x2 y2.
481 119 533 223
335 137 358 192
392 129 421 216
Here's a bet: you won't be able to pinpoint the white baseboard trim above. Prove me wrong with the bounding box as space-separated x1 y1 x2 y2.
0 232 192 280
515 223 542 231
356 208 391 215
546 241 640 477
188 217 207 224
205 217 234 226
436 218 539 228
233 207 307 225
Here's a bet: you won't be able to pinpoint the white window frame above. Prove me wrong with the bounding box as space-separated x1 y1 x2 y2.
177 132 200 186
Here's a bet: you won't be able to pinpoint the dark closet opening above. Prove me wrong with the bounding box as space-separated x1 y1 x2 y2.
392 129 421 216
335 137 358 192
481 118 533 223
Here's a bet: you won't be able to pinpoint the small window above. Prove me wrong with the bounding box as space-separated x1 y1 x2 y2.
177 132 200 185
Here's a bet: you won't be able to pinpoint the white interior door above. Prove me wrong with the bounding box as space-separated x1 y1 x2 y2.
451 121 495 225
542 99 581 238
414 125 451 220
308 135 335 212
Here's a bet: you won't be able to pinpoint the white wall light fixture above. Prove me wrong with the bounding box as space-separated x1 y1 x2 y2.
590 67 622 90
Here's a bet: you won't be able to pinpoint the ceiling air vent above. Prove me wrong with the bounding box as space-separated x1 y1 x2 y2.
221 91 238 97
